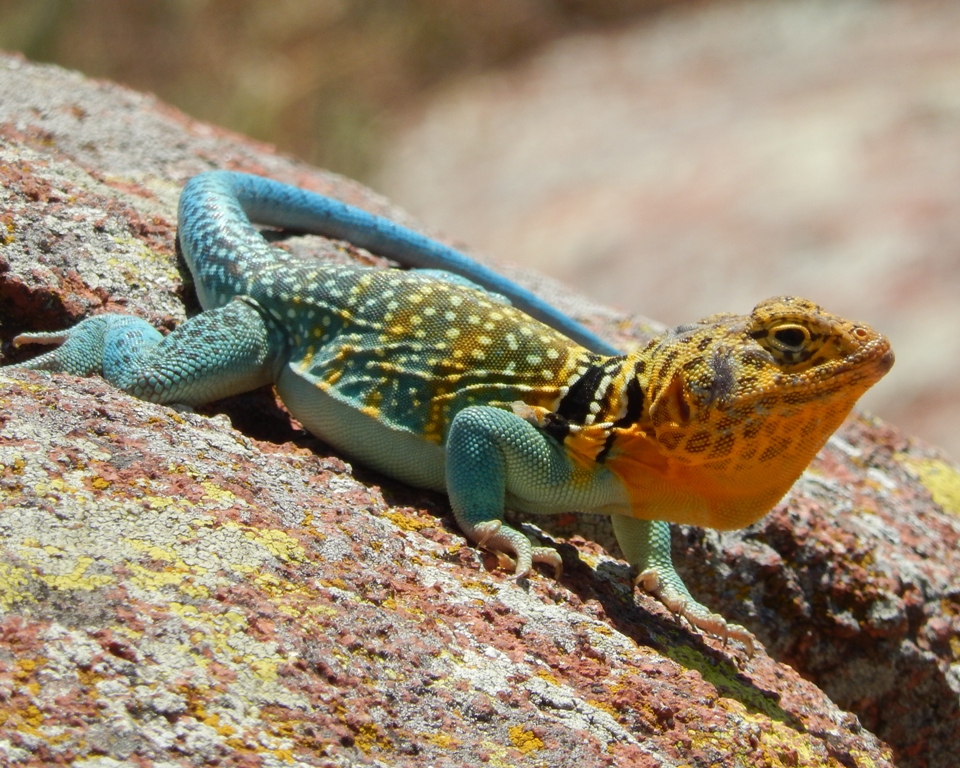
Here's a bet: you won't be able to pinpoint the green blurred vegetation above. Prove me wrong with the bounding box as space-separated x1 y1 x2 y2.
0 0 703 181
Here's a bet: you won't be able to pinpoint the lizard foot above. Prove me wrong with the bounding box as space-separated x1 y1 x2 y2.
465 520 562 579
12 331 72 348
637 568 755 657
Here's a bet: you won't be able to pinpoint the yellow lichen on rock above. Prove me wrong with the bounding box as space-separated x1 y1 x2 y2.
897 455 960 515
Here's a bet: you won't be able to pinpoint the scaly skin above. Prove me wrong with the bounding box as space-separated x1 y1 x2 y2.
8 171 894 654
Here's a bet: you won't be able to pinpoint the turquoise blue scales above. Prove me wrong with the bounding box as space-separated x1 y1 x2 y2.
9 170 776 652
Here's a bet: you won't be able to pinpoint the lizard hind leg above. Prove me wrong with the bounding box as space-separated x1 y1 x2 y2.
10 314 163 378
8 302 282 408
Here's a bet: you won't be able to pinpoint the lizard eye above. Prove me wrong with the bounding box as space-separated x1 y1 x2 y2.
770 324 809 352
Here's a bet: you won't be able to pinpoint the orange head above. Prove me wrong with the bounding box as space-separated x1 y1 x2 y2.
603 297 893 529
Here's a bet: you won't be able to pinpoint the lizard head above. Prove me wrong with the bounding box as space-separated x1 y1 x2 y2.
604 296 893 528
642 296 893 442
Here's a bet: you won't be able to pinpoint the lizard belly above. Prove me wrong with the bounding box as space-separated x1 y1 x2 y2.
276 367 447 492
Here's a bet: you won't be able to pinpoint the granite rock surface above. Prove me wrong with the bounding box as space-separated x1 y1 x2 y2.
2 51 958 768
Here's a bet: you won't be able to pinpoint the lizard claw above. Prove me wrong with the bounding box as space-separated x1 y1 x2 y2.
463 520 562 579
464 519 532 577
637 568 755 657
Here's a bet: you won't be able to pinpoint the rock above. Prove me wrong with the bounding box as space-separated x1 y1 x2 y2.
1 50 955 768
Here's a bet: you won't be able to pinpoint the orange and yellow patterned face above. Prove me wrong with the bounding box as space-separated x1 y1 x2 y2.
642 296 893 463
596 297 893 529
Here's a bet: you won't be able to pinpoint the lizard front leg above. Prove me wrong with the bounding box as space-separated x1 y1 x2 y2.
445 405 606 578
612 515 754 654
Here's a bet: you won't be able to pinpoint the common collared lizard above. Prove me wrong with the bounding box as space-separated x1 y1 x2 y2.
8 171 894 652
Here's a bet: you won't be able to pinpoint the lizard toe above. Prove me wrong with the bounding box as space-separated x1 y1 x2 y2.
462 520 534 578
531 547 563 579
468 519 502 548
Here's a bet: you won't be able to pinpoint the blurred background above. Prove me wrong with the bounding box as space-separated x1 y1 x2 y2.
1 0 958 457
